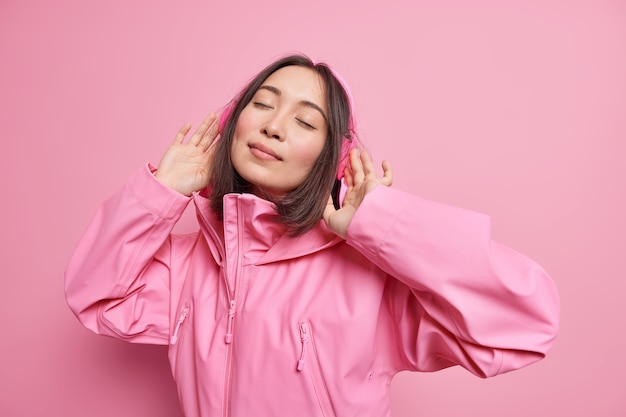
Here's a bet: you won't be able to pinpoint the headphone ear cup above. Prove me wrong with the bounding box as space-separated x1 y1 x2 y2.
221 99 357 180
336 135 358 180
331 179 342 210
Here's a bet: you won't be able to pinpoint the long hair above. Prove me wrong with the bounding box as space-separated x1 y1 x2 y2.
208 54 353 236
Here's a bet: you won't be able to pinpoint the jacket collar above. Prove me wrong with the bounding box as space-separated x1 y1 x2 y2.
192 192 342 267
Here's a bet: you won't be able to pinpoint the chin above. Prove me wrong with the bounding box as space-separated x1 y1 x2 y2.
252 180 292 198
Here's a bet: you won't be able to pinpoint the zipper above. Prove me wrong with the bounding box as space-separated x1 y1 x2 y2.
298 321 337 417
222 197 245 417
170 304 190 345
297 322 310 371
224 300 236 343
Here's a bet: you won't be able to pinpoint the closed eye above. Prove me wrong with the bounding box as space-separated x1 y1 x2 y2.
296 119 315 130
253 102 273 109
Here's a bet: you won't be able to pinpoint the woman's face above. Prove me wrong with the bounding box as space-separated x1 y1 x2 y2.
231 65 328 197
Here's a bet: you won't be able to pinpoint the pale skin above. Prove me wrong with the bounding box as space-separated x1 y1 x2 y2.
155 113 393 239
232 66 331 196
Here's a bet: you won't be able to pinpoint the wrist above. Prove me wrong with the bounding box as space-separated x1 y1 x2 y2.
154 170 192 197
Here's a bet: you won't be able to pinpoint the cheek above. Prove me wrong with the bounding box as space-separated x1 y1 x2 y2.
291 136 326 167
233 110 254 140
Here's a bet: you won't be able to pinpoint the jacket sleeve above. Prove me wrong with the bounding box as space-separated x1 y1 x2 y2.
346 185 560 377
64 164 192 345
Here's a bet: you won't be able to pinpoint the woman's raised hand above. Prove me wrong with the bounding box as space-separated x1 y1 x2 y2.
323 149 393 239
155 114 219 196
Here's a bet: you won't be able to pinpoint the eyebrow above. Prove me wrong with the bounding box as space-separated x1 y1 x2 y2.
258 85 328 122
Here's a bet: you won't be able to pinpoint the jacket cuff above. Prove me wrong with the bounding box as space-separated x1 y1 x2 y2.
124 163 192 220
346 185 411 261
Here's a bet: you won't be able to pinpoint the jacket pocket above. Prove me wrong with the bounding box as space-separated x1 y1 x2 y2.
297 321 337 417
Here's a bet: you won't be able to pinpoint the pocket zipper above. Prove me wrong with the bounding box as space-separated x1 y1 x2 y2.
297 321 337 417
171 304 190 345
297 322 310 371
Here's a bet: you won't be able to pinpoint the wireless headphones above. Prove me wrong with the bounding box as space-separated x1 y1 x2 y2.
217 63 359 181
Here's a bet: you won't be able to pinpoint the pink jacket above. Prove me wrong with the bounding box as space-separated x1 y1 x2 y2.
65 165 559 417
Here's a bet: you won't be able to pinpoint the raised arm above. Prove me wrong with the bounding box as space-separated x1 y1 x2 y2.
65 115 219 344
348 186 559 377
329 150 559 377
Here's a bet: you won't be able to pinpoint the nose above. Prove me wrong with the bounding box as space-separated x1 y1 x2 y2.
261 113 286 141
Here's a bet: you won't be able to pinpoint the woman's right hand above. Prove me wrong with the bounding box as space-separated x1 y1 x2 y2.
155 113 219 196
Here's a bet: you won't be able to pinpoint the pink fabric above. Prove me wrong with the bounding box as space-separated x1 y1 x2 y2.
65 165 559 417
316 60 360 180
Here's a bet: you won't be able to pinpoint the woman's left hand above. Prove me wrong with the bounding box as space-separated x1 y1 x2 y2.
323 149 393 239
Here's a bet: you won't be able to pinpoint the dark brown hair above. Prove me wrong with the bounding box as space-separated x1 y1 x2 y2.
208 54 353 236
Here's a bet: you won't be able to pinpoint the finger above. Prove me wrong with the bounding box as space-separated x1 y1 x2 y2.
380 160 393 186
198 113 219 151
189 113 217 146
350 149 365 184
190 113 216 146
174 123 192 144
360 151 376 179
344 165 354 188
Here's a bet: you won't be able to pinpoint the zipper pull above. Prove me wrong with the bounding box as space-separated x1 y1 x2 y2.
171 305 190 345
225 300 236 344
297 322 310 371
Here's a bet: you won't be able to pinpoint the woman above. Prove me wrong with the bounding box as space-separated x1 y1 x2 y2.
65 54 560 417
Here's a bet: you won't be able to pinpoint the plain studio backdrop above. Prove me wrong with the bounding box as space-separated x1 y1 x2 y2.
1 0 624 416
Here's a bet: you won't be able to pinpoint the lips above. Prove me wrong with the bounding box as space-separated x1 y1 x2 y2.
249 142 282 160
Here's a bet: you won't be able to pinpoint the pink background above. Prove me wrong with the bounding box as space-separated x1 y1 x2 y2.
1 0 624 415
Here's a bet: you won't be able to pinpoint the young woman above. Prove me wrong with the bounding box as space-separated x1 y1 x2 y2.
65 54 560 417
